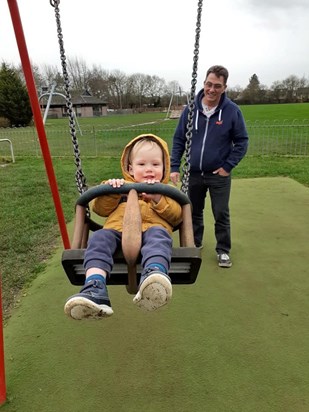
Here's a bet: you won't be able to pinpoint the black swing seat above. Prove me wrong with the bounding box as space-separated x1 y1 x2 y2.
62 247 201 286
62 183 202 287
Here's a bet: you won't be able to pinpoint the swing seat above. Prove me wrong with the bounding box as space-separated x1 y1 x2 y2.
62 183 202 291
62 247 201 286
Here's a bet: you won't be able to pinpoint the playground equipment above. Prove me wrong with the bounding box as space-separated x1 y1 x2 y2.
39 82 82 135
0 139 15 163
2 0 203 402
48 0 204 291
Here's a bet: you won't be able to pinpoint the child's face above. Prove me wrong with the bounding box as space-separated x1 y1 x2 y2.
129 142 164 182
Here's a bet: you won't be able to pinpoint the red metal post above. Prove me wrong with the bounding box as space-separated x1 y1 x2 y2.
7 0 71 249
0 276 6 406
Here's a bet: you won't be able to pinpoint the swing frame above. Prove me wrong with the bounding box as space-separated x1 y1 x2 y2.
50 0 204 292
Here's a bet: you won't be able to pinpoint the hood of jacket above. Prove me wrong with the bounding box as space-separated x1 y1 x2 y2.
120 133 170 183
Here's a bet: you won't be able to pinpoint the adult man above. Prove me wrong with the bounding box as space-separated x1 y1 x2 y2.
170 65 248 268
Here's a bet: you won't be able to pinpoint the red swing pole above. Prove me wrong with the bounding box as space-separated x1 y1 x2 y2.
7 0 70 250
0 275 6 406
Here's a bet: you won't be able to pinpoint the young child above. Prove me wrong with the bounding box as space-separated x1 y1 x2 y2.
64 134 183 320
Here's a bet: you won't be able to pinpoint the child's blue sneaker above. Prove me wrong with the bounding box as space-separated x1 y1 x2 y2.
64 279 113 320
133 267 172 311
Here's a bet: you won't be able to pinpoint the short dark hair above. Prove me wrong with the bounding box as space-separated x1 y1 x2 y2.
206 65 229 85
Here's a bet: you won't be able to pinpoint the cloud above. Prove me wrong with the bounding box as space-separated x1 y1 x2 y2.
235 0 308 30
244 0 307 9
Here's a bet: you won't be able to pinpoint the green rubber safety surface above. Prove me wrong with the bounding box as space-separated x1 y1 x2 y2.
2 177 309 412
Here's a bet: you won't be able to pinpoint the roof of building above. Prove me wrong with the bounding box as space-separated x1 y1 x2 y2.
40 89 107 107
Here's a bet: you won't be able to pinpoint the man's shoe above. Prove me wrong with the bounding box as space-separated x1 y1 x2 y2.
64 279 113 320
217 253 232 268
133 267 172 311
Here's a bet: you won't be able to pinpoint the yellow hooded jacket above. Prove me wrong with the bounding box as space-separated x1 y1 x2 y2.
92 134 183 235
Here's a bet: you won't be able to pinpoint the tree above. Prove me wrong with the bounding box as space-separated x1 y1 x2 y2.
281 75 305 103
146 75 166 107
107 70 127 110
0 62 32 127
241 74 262 104
67 57 91 93
227 85 242 102
87 65 110 99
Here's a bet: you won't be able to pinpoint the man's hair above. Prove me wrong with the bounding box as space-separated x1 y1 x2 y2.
206 65 229 85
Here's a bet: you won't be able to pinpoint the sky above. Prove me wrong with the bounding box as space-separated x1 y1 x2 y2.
1 0 309 92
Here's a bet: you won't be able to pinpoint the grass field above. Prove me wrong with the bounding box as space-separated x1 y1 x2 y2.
1 103 308 160
41 102 309 127
239 102 309 122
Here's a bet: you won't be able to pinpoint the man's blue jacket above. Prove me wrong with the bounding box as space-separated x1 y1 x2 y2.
171 89 249 174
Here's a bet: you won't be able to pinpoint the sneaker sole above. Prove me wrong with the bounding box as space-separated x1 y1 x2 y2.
218 262 232 268
133 273 172 311
64 296 114 320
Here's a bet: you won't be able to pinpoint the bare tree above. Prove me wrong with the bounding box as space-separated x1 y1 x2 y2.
129 73 152 109
87 65 110 99
39 63 64 92
12 57 309 108
67 56 91 93
146 75 166 107
108 70 127 109
282 75 305 102
226 85 242 102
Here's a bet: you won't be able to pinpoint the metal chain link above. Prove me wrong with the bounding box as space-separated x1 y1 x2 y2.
50 0 88 198
49 0 202 198
181 0 203 195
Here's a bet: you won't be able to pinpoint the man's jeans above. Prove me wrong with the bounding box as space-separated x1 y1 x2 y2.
188 172 231 254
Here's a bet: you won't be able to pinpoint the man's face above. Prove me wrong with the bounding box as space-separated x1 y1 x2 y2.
203 73 226 107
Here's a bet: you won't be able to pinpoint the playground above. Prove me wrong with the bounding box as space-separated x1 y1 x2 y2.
1 1 309 410
2 177 309 411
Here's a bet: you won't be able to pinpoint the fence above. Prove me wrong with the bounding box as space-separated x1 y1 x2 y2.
245 119 309 156
0 120 308 159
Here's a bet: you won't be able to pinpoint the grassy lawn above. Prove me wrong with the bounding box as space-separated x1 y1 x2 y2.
42 102 309 126
240 102 309 122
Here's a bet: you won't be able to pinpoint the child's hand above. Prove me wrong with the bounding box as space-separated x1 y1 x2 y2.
107 178 125 188
141 179 161 203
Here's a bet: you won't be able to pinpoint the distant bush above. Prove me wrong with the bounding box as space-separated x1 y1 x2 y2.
0 116 9 127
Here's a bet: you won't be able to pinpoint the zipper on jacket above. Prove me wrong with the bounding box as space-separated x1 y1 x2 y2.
199 117 209 170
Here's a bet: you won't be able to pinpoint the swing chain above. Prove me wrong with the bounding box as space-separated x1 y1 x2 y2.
50 0 88 201
181 0 203 195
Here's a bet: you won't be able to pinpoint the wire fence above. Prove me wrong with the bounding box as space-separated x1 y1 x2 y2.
0 119 308 159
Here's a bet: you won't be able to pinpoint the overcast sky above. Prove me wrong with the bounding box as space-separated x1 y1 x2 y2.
1 0 308 92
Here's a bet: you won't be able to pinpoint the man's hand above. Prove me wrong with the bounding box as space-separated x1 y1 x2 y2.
212 168 230 177
170 172 180 186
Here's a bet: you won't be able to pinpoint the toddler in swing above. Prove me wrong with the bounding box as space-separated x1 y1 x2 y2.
64 134 182 320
